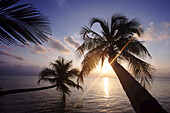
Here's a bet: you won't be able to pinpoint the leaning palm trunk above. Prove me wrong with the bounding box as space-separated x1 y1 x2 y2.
0 84 57 96
109 59 167 113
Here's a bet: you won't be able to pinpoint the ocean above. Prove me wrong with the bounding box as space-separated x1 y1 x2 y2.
0 76 170 113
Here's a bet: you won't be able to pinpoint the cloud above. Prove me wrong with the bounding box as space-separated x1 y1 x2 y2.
30 44 52 54
0 50 25 61
163 22 170 28
28 38 72 55
0 64 42 76
49 38 71 54
142 22 170 41
64 36 80 49
42 54 50 59
0 44 15 51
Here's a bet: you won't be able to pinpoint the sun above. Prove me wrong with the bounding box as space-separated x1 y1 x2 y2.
93 59 116 77
101 60 113 74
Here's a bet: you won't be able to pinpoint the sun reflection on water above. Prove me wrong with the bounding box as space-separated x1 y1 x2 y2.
104 77 109 98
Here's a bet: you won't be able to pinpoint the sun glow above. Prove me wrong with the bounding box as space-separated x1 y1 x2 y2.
74 37 134 108
104 77 109 98
101 60 113 74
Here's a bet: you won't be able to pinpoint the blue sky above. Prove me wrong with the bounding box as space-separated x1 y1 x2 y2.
0 0 170 77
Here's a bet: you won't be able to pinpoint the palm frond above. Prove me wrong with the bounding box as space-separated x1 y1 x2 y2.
76 30 105 58
66 68 80 78
66 79 83 91
116 37 151 58
127 39 151 58
90 18 110 37
79 50 107 82
0 0 51 45
75 43 85 57
51 58 73 77
111 13 128 36
81 26 104 41
76 38 103 57
58 84 71 95
39 68 56 81
127 18 144 36
0 0 20 10
120 51 155 86
113 18 143 39
0 27 17 45
101 56 105 69
38 77 56 85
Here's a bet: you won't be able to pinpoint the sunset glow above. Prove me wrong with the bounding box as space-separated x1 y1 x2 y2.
104 77 109 98
91 59 116 77
101 60 113 74
0 0 169 77
0 0 170 112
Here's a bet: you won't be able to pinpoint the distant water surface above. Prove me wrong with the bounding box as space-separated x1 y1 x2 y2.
0 76 170 113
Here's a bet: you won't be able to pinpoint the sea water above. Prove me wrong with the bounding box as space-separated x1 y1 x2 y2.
0 76 170 113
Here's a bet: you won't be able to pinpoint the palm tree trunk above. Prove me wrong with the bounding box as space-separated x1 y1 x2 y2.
109 60 167 113
62 92 66 107
0 85 57 96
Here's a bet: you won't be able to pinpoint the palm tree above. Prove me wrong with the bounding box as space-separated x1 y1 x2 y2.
76 14 167 113
0 0 51 45
0 58 83 107
38 57 83 107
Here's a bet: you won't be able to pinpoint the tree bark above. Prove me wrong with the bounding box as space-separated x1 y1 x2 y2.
0 84 57 96
109 60 167 113
62 92 66 108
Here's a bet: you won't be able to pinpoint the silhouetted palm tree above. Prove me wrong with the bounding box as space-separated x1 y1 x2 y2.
76 14 167 113
0 0 51 45
0 58 82 108
38 57 83 107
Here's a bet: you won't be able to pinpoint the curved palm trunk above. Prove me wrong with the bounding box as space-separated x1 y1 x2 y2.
0 85 57 96
109 60 167 113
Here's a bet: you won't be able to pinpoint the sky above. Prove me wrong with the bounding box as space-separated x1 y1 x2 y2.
0 0 170 77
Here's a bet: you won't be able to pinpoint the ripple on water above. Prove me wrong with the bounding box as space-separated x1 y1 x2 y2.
0 76 170 113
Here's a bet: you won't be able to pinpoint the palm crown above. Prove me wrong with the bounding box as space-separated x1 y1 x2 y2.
76 14 155 87
38 57 83 104
0 0 51 45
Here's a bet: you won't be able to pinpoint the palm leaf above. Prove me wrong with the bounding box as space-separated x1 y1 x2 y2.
66 68 80 78
0 0 20 10
66 79 83 91
79 50 107 82
58 84 71 95
81 26 104 41
116 37 151 58
76 31 104 57
0 0 51 45
120 51 155 86
90 18 110 37
111 14 128 36
38 77 57 85
39 68 56 80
